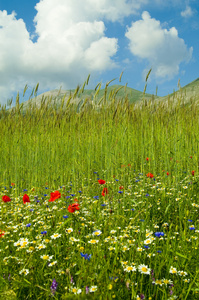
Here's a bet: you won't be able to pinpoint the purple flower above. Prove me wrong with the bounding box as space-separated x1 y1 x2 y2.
50 279 58 295
86 286 89 294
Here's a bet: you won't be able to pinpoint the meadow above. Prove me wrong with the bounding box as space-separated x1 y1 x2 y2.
0 75 198 299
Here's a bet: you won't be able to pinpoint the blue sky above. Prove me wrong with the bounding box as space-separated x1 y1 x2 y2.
0 0 198 105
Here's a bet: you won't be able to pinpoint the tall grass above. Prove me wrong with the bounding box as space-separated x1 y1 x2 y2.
0 77 198 299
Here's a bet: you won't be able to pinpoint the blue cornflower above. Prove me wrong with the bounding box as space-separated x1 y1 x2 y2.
93 196 99 200
144 245 149 249
65 196 70 199
26 223 31 227
157 250 162 253
101 204 106 206
145 193 150 196
44 194 48 196
118 191 123 194
23 189 28 191
30 209 34 212
189 226 195 230
41 231 47 235
94 172 98 174
78 191 82 193
71 194 75 196
115 179 119 181
45 187 48 189
63 215 69 219
188 219 193 222
131 208 135 211
80 253 91 261
140 219 145 222
155 232 164 237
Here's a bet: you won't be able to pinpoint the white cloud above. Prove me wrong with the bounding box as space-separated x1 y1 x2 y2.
125 11 193 79
181 5 194 18
0 0 147 104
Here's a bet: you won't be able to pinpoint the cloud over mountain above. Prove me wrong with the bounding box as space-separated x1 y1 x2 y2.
125 11 193 79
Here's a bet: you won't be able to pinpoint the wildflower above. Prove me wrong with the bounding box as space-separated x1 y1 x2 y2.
41 254 53 261
80 253 91 261
36 244 46 250
162 278 173 286
183 278 190 283
67 203 80 213
98 179 106 185
189 225 195 230
146 157 149 161
167 172 169 176
19 269 29 276
26 223 31 227
2 195 11 203
51 279 58 295
51 233 62 239
49 190 61 202
144 238 152 245
138 264 151 275
119 186 124 189
88 239 99 244
41 231 47 235
90 286 97 292
48 260 57 267
147 173 154 178
66 228 73 234
0 230 5 237
70 287 82 294
23 194 30 204
155 279 163 286
63 215 68 219
86 286 89 294
124 266 136 272
92 230 102 236
93 196 99 200
102 187 108 196
192 170 195 176
154 232 164 238
169 266 178 274
178 271 188 276
118 191 123 194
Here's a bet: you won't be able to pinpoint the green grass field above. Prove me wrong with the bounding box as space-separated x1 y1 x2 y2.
0 76 198 299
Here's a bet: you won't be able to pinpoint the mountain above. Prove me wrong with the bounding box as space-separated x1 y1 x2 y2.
19 84 160 111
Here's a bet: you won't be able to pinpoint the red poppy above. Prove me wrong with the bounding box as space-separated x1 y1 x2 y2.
0 230 5 238
102 187 108 196
2 195 11 203
190 156 192 159
11 183 15 186
167 172 169 176
147 173 154 178
98 179 106 185
192 170 195 176
67 203 80 213
119 186 124 190
74 198 79 202
146 157 149 161
49 190 61 202
23 194 30 204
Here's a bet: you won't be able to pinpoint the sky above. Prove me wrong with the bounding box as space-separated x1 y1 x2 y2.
0 0 198 105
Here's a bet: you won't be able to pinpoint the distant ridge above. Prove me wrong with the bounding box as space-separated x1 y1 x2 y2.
21 84 160 110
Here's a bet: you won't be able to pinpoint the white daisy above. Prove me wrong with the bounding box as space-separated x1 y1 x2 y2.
138 264 151 275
